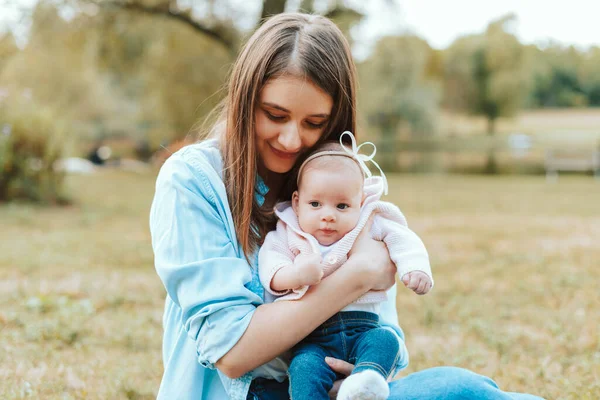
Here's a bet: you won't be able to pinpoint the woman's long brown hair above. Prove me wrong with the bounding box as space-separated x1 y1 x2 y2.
217 13 358 261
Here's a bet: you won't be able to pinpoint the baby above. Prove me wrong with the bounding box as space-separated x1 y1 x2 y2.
258 132 433 400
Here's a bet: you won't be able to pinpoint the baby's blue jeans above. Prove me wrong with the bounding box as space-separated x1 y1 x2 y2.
287 311 398 400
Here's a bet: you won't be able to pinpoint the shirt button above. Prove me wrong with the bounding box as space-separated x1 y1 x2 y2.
327 255 338 264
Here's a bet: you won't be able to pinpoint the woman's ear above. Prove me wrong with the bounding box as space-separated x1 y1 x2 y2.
292 191 300 213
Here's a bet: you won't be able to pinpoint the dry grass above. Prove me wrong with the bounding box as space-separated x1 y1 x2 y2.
440 108 600 147
0 171 161 400
441 108 600 134
1 169 598 399
390 174 600 399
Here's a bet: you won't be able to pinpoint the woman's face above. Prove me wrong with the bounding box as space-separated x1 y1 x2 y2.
255 75 333 174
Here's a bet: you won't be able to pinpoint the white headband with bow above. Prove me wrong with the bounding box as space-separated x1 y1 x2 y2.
339 131 388 195
297 131 389 195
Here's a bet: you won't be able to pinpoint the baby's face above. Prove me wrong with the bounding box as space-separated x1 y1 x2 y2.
292 168 363 246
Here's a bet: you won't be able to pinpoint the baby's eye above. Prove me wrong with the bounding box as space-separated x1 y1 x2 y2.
337 204 349 210
309 201 320 208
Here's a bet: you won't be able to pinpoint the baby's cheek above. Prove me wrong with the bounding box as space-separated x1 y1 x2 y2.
298 212 317 232
348 213 361 230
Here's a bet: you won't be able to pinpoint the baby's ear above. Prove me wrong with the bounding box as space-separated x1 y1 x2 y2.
292 191 300 213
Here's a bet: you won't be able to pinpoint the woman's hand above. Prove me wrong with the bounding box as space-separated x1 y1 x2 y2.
325 357 354 399
347 216 396 291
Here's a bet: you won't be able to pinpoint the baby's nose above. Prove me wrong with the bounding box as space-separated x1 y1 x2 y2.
322 212 335 222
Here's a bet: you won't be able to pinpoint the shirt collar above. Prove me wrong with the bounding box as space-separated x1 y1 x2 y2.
255 174 269 207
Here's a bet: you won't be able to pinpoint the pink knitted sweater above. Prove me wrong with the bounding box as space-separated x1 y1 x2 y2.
258 177 433 304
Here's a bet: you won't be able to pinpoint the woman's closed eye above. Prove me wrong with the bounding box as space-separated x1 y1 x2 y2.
306 120 326 129
264 110 326 129
265 110 286 121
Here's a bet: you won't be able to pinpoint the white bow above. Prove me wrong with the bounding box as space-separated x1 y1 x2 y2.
339 131 388 195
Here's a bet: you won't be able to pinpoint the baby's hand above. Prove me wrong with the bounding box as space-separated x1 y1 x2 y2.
401 271 432 295
295 253 324 286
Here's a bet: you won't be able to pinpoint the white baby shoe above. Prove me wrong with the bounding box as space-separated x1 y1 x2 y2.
337 369 390 400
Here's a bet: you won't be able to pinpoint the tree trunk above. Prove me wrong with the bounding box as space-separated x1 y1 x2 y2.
261 0 287 20
379 119 398 172
299 0 315 13
484 116 498 174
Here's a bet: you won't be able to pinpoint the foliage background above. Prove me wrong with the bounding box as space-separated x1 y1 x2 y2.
2 0 600 160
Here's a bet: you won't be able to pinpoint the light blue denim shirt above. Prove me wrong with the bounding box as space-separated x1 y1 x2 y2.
149 139 409 400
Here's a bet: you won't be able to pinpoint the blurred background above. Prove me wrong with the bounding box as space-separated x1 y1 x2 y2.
0 1 599 399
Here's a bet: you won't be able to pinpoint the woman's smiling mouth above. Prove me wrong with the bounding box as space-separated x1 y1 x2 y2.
269 144 299 160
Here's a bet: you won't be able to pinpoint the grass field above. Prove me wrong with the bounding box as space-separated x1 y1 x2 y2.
1 169 599 399
439 108 600 141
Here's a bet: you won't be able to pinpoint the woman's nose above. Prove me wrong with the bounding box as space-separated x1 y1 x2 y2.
278 122 302 152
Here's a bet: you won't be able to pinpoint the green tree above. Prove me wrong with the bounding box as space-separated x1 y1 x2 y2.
0 32 18 74
0 3 110 135
1 0 369 153
525 44 588 108
575 45 600 107
359 35 440 170
443 14 528 173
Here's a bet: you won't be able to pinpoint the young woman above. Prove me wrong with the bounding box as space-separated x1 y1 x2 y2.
149 12 544 400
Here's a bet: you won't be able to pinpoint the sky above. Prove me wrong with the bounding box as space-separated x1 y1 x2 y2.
353 0 600 55
399 0 600 49
1 0 600 53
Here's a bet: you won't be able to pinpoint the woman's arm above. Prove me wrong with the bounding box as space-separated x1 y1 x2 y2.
217 254 376 378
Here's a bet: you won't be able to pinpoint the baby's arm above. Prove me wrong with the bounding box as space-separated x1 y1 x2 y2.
372 212 433 294
258 226 323 295
258 229 296 296
271 253 323 292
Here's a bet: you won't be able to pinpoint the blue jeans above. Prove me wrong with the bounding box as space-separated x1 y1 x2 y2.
247 377 291 400
246 367 544 400
288 311 399 400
